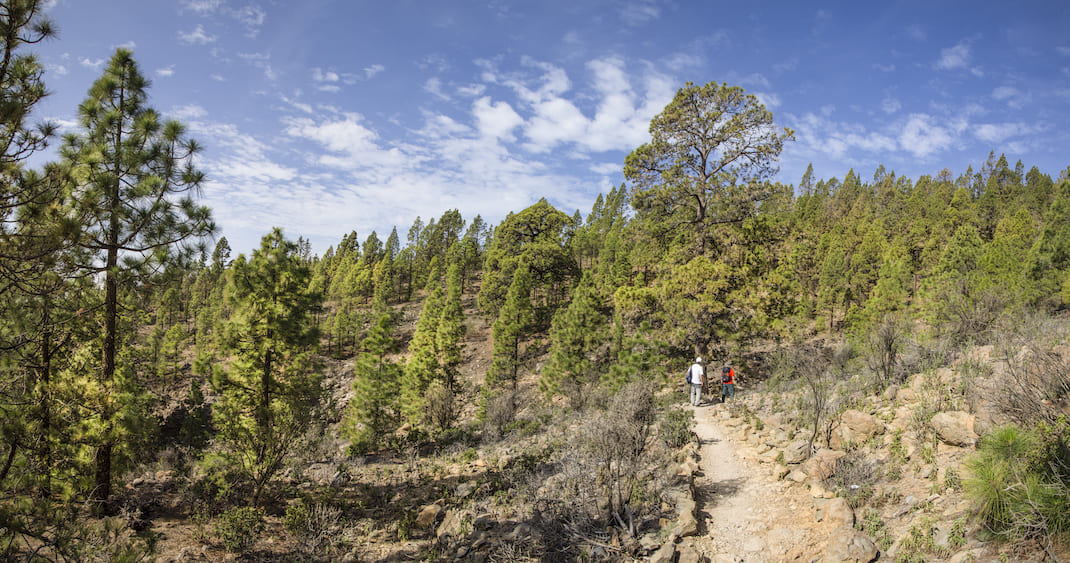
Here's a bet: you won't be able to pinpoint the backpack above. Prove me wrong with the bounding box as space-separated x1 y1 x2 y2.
721 367 731 384
686 366 692 384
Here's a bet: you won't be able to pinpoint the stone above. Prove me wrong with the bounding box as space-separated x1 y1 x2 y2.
931 411 977 447
650 542 675 563
456 481 477 499
788 470 808 482
896 387 916 403
882 385 899 402
820 526 878 563
436 509 464 539
677 544 703 563
784 440 810 464
639 533 661 553
831 409 885 450
802 448 846 479
825 497 855 528
416 500 445 529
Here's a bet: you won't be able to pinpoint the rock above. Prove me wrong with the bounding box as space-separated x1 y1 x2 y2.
931 411 977 447
821 526 878 562
802 448 846 479
473 513 495 531
436 509 461 539
456 481 477 499
882 385 899 402
649 542 675 563
784 440 810 464
831 409 886 449
809 482 834 499
416 500 445 529
639 533 661 553
788 470 808 483
825 497 855 528
896 387 916 403
677 544 703 563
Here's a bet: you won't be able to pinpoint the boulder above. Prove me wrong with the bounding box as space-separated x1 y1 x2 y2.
831 410 885 450
825 497 855 528
784 440 810 464
416 500 445 529
802 448 846 480
820 526 878 563
931 411 977 447
649 542 675 563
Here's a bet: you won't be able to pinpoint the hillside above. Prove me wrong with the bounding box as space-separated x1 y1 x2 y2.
118 299 1070 562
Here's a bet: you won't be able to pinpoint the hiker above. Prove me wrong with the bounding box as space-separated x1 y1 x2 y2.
687 357 705 406
721 364 737 403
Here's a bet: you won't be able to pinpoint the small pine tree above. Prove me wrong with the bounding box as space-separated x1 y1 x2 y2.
487 264 533 405
211 229 324 503
540 273 607 401
343 313 401 452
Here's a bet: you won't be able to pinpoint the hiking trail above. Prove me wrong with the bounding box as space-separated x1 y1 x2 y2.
684 402 829 562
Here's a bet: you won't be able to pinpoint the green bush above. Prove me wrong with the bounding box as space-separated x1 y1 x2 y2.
965 421 1070 544
659 408 694 448
214 506 265 553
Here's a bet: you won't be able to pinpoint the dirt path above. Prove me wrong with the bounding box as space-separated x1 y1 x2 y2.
687 402 827 563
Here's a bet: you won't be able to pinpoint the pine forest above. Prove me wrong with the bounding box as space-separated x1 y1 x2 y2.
1 2 1069 561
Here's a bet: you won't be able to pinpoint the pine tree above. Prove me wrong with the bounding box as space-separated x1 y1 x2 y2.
62 49 214 506
343 313 401 452
401 284 443 425
211 229 323 503
436 261 466 392
487 264 533 404
540 272 608 401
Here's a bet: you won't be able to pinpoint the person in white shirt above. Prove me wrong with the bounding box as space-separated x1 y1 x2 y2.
687 357 705 406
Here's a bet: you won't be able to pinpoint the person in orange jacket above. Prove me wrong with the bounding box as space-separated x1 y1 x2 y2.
721 364 737 403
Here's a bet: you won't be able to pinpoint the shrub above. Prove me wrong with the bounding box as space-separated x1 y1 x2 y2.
481 390 516 440
966 422 1070 549
826 451 881 509
659 408 694 449
579 381 656 531
285 501 344 557
213 506 265 553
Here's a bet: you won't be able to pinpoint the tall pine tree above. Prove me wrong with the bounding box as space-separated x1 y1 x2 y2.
62 49 214 506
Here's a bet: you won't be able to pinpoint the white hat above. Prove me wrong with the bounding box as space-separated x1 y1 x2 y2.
696 356 703 363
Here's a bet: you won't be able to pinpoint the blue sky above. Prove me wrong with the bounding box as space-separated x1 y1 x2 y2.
31 0 1070 256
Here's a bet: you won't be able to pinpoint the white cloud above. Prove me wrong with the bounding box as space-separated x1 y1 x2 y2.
239 52 276 80
171 104 207 120
591 162 620 175
755 92 781 109
881 96 901 114
424 78 450 101
80 57 105 70
115 41 136 51
992 85 1031 109
873 63 895 72
620 0 661 26
179 24 216 45
234 5 266 37
364 64 385 78
898 113 953 158
973 122 1034 143
473 97 523 141
156 65 175 77
906 24 925 41
936 40 983 76
1057 46 1070 56
458 84 486 97
182 0 222 14
49 63 68 76
284 113 412 173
